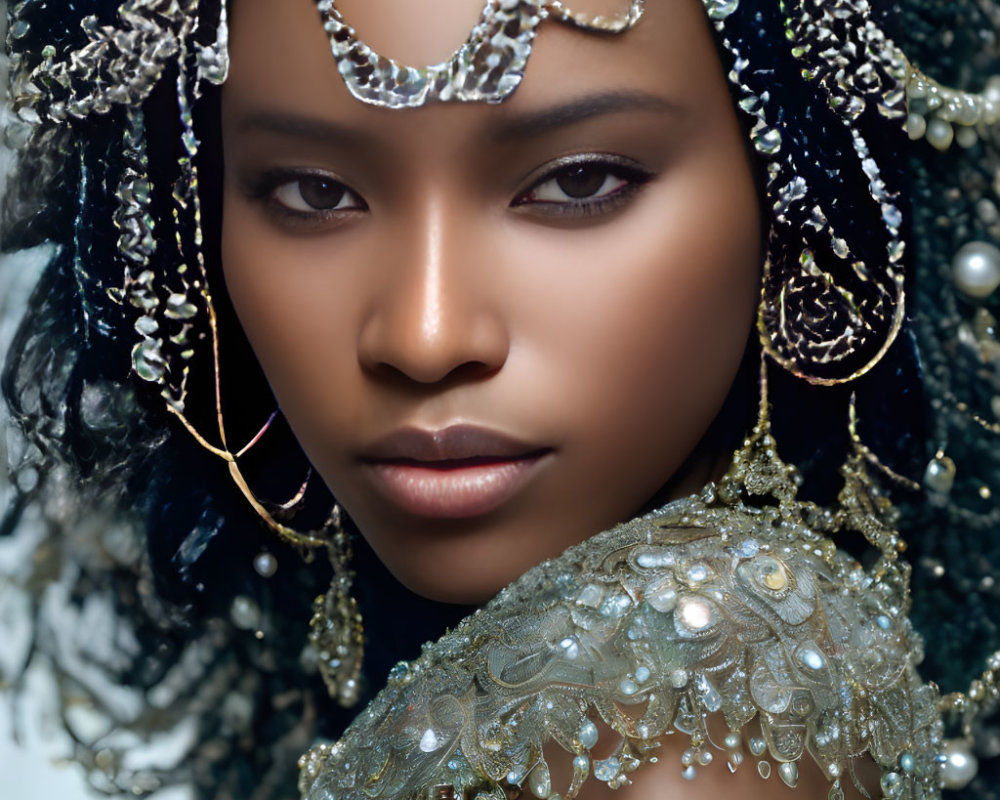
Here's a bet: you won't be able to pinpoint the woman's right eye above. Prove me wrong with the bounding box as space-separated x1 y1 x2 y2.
248 171 368 224
271 175 366 214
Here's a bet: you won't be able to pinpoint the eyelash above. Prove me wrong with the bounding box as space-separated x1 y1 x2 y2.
512 155 652 219
248 155 653 227
247 169 367 227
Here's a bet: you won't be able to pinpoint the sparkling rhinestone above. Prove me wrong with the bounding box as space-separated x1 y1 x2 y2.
797 645 826 671
880 771 903 798
594 757 621 782
559 637 580 660
419 728 442 753
647 584 678 613
637 550 676 568
734 539 760 559
695 675 723 712
676 596 715 634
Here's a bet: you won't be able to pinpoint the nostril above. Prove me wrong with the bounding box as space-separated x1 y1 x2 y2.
366 356 501 388
357 305 510 385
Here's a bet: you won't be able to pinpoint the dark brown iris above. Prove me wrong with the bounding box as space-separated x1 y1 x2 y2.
299 177 347 209
556 165 608 198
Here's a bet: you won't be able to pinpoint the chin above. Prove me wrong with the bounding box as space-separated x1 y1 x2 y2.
380 548 520 606
363 523 567 606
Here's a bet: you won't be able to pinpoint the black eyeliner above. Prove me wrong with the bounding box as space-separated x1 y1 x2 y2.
243 167 367 228
510 153 653 218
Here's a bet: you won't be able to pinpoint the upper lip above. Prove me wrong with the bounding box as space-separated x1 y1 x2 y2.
361 425 546 464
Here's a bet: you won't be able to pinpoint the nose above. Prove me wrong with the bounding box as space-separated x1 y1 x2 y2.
357 197 510 384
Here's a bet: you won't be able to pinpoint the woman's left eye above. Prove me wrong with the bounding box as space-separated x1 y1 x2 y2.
513 158 652 215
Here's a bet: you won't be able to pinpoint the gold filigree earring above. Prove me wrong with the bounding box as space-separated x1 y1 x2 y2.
110 26 365 706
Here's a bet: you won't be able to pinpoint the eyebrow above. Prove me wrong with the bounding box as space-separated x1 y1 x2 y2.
235 112 369 148
233 90 677 146
490 90 678 140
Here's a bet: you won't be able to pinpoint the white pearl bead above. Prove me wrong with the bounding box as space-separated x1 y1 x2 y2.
578 721 599 749
956 125 978 149
986 76 1000 106
253 552 278 578
952 241 1000 299
953 95 979 125
908 76 929 99
926 117 954 151
230 595 261 630
906 113 927 141
941 740 978 790
924 456 956 494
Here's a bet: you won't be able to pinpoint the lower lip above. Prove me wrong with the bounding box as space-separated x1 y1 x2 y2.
363 456 545 519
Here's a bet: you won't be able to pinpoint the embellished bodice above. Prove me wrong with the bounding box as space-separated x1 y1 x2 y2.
299 486 940 800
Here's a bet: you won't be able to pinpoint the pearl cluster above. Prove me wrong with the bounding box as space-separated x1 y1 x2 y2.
906 69 1000 151
922 241 1000 502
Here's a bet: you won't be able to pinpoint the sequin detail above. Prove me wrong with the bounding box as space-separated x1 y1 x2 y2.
298 422 942 800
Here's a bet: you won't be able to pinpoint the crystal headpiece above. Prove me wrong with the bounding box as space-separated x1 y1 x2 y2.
317 0 646 108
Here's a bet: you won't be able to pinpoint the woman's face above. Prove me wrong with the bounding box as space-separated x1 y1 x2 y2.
221 0 761 604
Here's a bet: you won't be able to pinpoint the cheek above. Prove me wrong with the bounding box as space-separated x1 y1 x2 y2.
220 206 362 440
507 162 760 477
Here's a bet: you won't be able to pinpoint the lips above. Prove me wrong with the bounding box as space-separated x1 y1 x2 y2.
359 425 550 519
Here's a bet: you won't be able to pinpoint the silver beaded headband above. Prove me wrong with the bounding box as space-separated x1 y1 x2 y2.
317 0 647 108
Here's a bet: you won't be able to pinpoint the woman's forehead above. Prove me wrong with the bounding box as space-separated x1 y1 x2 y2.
223 0 723 130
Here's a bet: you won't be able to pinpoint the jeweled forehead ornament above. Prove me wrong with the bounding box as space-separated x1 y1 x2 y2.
315 0 646 108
